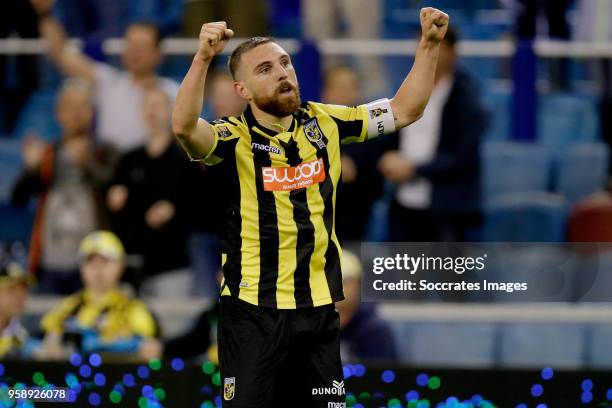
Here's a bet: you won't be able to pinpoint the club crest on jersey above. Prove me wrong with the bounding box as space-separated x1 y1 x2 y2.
224 377 236 401
369 108 388 119
304 118 326 149
217 126 232 139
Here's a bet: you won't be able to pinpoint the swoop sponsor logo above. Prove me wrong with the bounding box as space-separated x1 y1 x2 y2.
262 158 326 191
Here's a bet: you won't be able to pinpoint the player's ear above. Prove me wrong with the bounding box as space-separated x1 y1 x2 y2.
234 81 251 101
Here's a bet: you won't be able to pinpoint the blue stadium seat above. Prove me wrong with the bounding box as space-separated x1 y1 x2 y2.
0 139 23 203
587 323 612 368
0 203 35 244
482 192 568 242
409 322 496 367
555 142 609 205
388 320 412 363
12 90 60 141
482 142 552 206
575 252 612 302
538 94 599 154
481 91 510 141
484 246 577 302
499 322 586 368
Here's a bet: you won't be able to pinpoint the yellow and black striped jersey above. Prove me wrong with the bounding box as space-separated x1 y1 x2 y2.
195 101 392 309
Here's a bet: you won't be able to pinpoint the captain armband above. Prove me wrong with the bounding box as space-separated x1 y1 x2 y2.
365 98 396 139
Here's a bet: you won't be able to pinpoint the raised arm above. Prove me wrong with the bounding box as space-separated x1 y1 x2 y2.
172 22 234 159
30 0 95 81
389 7 449 129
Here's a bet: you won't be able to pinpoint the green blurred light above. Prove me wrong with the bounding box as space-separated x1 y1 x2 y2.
388 398 402 407
32 372 45 386
148 359 162 371
200 402 214 408
202 361 216 375
408 401 418 408
212 372 221 386
138 396 148 408
346 393 357 406
359 392 371 400
416 399 430 408
428 376 441 390
154 388 166 401
109 391 122 403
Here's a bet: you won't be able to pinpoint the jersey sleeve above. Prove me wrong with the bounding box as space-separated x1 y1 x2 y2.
319 100 396 145
192 119 240 166
40 294 82 335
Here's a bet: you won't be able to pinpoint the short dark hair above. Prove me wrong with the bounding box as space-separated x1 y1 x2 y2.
128 21 163 48
228 37 276 79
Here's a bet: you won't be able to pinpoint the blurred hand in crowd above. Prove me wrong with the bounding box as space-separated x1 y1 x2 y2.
145 200 175 229
107 185 129 213
341 155 358 184
138 338 163 360
22 133 46 170
30 0 55 15
378 150 416 183
34 333 67 360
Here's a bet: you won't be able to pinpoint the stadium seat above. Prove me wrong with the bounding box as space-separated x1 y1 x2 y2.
481 142 552 206
574 252 612 302
388 320 412 363
481 91 510 141
408 322 496 368
555 142 609 205
482 192 567 242
0 203 35 244
0 139 23 203
538 93 599 154
12 90 60 141
587 323 612 368
499 322 586 368
484 245 577 302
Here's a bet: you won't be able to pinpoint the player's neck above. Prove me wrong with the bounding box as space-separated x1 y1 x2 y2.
250 104 293 133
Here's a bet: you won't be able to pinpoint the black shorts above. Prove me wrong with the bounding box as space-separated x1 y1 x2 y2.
218 296 346 408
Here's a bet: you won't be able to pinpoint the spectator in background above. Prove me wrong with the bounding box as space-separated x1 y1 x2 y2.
182 0 268 37
337 250 397 362
30 0 179 152
303 0 387 98
378 27 486 242
37 231 159 359
322 66 386 246
505 0 573 90
0 250 36 359
11 80 117 294
0 0 40 134
106 88 206 296
51 0 184 40
189 71 245 297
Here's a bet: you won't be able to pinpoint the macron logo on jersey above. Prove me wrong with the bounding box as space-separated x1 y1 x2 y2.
252 142 282 155
262 158 326 191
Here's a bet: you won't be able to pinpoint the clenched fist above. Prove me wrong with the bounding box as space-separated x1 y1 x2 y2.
420 7 449 44
197 21 234 62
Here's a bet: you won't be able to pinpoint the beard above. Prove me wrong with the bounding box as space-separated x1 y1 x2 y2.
253 80 301 117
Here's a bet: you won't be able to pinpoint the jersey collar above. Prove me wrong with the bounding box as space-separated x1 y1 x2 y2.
243 104 298 137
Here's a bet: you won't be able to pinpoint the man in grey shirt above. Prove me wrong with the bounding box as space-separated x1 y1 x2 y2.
30 0 179 151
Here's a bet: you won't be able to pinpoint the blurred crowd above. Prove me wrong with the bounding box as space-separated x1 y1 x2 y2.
2 0 612 367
